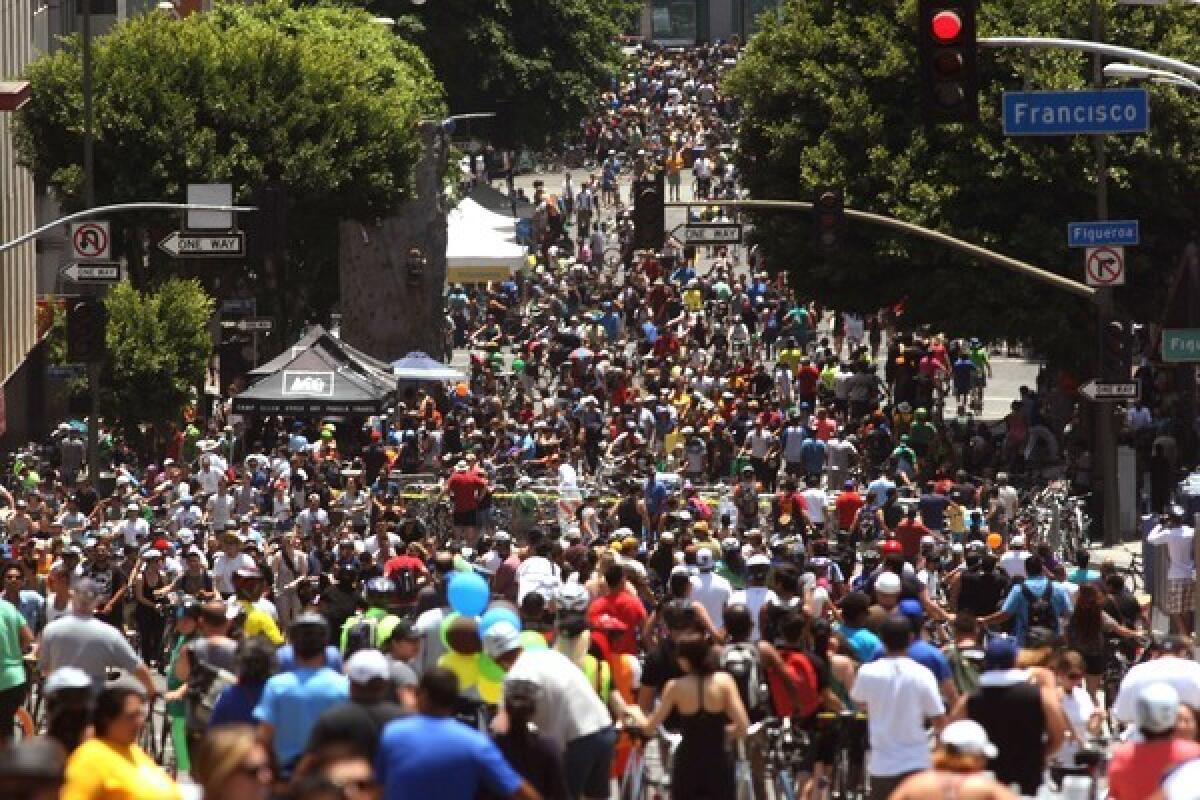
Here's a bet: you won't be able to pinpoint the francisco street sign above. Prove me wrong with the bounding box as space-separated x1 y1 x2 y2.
682 224 742 245
1079 380 1139 402
47 364 87 380
1162 328 1200 363
1002 88 1149 136
1068 220 1139 248
60 261 122 284
159 231 245 258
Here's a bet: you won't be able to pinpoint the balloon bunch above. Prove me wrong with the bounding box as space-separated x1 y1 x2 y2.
438 571 547 703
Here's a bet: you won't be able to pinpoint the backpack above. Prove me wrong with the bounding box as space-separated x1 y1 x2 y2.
344 613 381 656
185 659 236 734
721 642 767 721
944 644 982 695
392 568 418 603
771 649 822 720
1021 581 1057 631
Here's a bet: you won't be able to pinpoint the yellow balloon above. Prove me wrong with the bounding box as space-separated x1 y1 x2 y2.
477 676 503 705
439 651 480 689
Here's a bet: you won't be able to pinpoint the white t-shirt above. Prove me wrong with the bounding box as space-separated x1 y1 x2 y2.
118 517 148 547
212 552 253 596
517 557 562 605
1057 685 1096 766
851 655 945 776
998 549 1030 579
196 465 224 495
503 648 612 743
745 430 773 459
801 488 828 526
730 586 778 641
207 493 236 529
692 571 733 631
1147 525 1196 580
1113 657 1200 726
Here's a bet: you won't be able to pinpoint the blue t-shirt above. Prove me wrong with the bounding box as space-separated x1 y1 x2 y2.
907 639 951 683
253 666 349 766
275 644 343 673
799 438 826 474
866 477 895 510
837 624 884 664
1001 576 1071 643
210 682 264 729
376 715 523 800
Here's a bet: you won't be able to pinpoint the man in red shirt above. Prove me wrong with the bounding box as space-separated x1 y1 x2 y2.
1108 682 1200 800
893 507 934 563
443 460 488 546
383 544 430 610
587 564 647 656
834 480 864 532
794 357 820 407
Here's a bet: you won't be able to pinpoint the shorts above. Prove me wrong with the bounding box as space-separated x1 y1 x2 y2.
452 509 479 527
1166 578 1194 614
565 726 616 800
0 682 28 739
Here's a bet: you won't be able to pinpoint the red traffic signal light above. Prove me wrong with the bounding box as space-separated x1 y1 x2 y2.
814 188 844 249
930 11 962 43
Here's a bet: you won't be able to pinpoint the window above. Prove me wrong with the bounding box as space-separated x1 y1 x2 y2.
651 0 698 42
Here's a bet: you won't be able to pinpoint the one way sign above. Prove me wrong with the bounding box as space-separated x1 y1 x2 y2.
159 231 245 258
1079 380 1139 402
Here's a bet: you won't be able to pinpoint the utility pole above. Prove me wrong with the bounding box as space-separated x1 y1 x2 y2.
81 0 102 487
1090 0 1122 547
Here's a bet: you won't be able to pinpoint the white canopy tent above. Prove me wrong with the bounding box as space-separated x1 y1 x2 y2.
446 197 527 284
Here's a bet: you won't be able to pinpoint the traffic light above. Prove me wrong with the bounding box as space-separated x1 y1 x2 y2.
918 0 979 125
66 299 107 363
814 188 844 249
248 180 288 260
632 174 665 252
1101 318 1132 383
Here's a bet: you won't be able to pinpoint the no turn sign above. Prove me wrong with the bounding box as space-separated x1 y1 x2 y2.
1085 245 1125 287
70 221 110 260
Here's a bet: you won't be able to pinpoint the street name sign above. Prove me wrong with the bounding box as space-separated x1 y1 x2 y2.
1002 89 1149 136
221 318 273 332
682 224 742 245
1162 329 1200 363
1084 246 1125 287
47 364 87 380
1068 220 1139 248
60 261 122 284
1079 380 1138 401
159 231 245 258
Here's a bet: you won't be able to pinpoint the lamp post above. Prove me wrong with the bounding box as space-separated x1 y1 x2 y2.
1104 63 1200 92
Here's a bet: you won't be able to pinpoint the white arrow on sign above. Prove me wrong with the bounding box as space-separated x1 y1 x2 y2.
159 231 245 258
1079 380 1139 401
60 261 122 283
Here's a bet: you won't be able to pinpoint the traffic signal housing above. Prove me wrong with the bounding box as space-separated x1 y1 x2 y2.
1101 318 1132 384
918 0 979 125
814 188 845 250
632 174 665 252
66 299 107 363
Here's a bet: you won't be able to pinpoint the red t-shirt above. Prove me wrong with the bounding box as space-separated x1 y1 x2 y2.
1108 738 1200 800
795 365 820 396
588 590 647 655
814 417 837 442
894 518 931 561
383 554 428 581
446 471 486 512
835 491 864 531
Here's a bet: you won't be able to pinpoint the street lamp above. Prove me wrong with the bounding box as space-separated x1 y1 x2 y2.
1104 62 1200 91
1116 0 1200 5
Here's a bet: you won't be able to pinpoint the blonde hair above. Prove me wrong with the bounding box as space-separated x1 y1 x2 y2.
932 749 986 773
191 724 262 794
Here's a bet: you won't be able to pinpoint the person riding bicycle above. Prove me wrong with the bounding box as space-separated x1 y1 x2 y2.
341 577 403 657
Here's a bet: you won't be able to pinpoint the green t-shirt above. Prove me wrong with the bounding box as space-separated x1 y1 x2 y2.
0 598 27 692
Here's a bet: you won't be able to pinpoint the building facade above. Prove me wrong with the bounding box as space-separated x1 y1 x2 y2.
1 0 39 446
640 0 783 44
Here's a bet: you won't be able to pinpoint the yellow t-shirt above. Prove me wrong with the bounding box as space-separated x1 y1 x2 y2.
62 738 183 800
682 289 703 311
240 599 285 645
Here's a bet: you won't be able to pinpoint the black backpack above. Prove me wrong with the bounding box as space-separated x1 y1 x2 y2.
344 614 381 656
392 567 418 603
1021 581 1057 631
721 643 767 721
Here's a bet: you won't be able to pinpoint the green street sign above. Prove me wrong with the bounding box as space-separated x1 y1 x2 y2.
1162 329 1200 363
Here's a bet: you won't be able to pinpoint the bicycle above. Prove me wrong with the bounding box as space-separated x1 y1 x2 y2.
815 711 868 800
619 726 679 800
763 717 811 800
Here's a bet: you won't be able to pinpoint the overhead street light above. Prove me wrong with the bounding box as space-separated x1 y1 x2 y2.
1116 0 1200 5
1104 62 1200 92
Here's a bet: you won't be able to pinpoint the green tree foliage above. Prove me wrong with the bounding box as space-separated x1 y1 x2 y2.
16 1 443 326
102 278 214 443
377 0 639 150
726 0 1200 363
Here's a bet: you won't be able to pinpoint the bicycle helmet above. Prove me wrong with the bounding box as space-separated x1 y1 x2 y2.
557 583 591 614
364 577 396 604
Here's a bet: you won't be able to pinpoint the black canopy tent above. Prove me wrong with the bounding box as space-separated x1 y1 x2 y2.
232 326 397 415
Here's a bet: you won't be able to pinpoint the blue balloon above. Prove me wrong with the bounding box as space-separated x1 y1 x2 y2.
447 572 489 617
479 606 521 636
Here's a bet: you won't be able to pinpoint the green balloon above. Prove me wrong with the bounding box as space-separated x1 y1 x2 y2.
479 652 506 682
439 612 460 650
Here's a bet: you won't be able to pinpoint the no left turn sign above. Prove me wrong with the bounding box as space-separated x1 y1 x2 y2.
1085 245 1125 287
70 221 110 260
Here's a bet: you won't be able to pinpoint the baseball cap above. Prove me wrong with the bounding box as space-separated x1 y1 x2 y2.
875 571 902 595
344 649 391 685
696 550 714 570
44 667 92 694
898 598 924 620
1010 534 1026 549
940 719 998 759
557 584 591 613
880 539 903 555
747 554 770 568
983 637 1019 671
1137 682 1181 734
482 620 522 660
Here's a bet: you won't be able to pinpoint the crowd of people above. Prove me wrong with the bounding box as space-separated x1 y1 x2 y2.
0 39 1197 800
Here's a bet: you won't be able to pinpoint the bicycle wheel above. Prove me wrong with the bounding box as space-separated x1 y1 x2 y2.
775 768 797 800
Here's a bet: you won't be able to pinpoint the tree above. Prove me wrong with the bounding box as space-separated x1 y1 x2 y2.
725 0 1200 364
16 1 444 331
376 0 638 151
101 278 215 449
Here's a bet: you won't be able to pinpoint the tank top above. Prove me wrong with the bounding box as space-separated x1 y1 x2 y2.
965 680 1045 795
617 497 642 532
